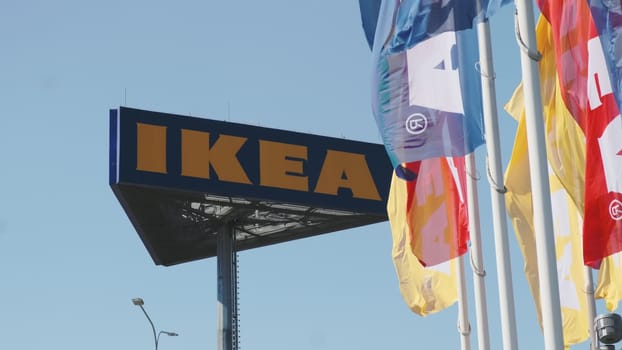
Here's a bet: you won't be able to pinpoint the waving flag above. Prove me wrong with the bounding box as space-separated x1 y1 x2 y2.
536 0 622 267
358 0 382 48
505 95 589 348
504 120 590 346
588 1 622 111
388 170 459 316
596 252 622 312
508 0 622 320
366 0 509 167
582 0 622 267
389 157 468 267
358 0 512 50
385 0 511 52
505 15 592 347
505 19 587 210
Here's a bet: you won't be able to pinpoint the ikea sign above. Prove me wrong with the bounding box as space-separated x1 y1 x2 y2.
110 107 392 215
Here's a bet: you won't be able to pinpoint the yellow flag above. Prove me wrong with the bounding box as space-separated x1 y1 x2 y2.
507 14 622 320
505 17 586 211
387 169 457 316
504 15 590 347
596 253 622 312
505 116 590 346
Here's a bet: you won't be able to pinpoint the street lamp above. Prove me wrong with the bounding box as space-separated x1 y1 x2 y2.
132 297 178 350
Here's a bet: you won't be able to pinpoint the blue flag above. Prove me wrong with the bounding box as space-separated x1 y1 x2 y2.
362 0 509 166
388 0 511 52
359 0 511 50
358 0 382 49
588 0 622 112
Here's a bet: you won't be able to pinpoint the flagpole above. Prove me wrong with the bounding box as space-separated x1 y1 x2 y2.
475 17 518 350
465 153 490 350
457 255 472 350
584 266 598 350
514 1 565 349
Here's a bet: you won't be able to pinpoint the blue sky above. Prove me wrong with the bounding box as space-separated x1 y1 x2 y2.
0 1 608 349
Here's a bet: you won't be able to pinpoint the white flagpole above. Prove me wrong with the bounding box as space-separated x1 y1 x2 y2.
457 255 472 350
584 266 598 350
476 17 518 350
466 153 491 350
514 1 565 349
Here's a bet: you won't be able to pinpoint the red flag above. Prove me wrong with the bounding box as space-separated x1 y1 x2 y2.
537 0 622 268
395 157 469 266
583 38 622 267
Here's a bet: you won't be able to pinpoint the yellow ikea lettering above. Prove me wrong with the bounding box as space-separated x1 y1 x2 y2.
259 140 308 192
136 123 383 201
314 150 381 200
136 123 167 174
181 129 251 184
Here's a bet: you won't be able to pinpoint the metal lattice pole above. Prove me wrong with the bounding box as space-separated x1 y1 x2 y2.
217 221 238 350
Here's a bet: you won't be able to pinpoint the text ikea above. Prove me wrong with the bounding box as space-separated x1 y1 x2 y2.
135 123 382 201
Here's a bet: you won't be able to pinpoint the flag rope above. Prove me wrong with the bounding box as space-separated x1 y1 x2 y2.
470 253 487 277
513 10 542 61
486 157 507 194
475 62 496 80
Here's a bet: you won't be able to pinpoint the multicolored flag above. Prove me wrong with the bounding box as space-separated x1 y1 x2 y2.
537 0 622 268
506 82 589 348
504 20 586 210
504 15 591 347
504 134 590 346
507 0 622 328
367 0 508 167
387 161 465 315
388 157 468 267
581 0 622 268
589 0 622 305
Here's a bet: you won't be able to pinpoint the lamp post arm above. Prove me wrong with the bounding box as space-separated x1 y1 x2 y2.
156 331 163 349
138 305 158 350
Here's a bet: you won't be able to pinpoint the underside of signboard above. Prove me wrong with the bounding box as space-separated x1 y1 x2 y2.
113 184 386 266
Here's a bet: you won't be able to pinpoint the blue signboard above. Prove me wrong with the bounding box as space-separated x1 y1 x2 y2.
110 107 392 216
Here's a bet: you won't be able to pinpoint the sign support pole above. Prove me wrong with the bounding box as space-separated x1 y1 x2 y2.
217 221 238 350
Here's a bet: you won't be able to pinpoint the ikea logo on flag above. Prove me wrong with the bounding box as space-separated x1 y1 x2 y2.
406 31 464 115
372 15 485 168
111 107 392 216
